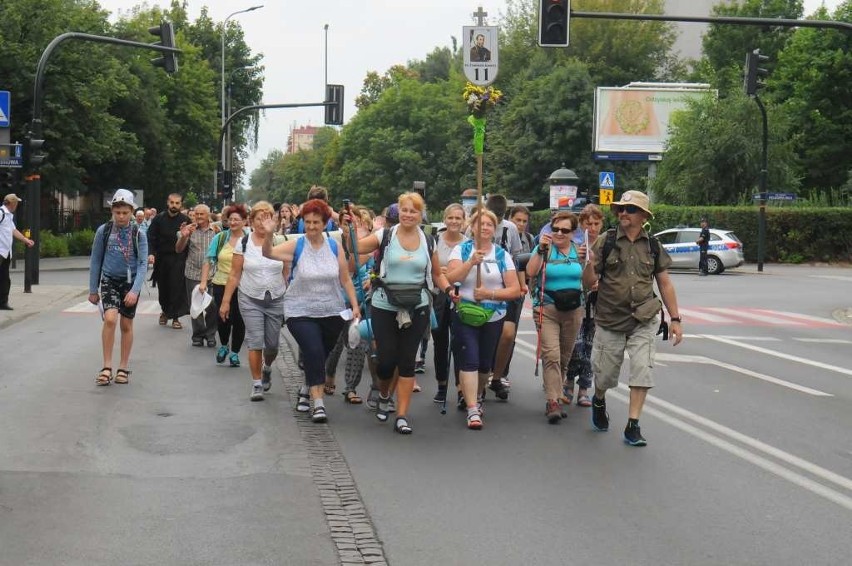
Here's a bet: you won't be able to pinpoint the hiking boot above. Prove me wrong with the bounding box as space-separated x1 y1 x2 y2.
591 396 609 431
546 400 562 424
216 346 229 364
261 364 272 392
488 379 509 401
250 383 264 402
229 353 240 367
433 387 447 404
624 422 647 447
414 359 426 374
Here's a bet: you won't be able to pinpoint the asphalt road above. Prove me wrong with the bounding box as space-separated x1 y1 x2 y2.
2 264 851 565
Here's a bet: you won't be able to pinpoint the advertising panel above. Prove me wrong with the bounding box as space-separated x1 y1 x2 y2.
593 87 710 155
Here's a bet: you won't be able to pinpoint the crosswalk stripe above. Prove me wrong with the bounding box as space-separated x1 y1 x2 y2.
62 300 162 315
758 310 844 326
706 307 808 326
678 307 739 324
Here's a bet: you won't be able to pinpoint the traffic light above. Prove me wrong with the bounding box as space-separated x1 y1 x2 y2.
149 22 179 74
223 170 233 202
743 48 769 97
324 84 344 126
538 0 570 47
26 137 46 167
1 170 15 192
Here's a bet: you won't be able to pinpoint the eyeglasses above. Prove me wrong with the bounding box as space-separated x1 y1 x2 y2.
552 227 573 235
613 205 641 214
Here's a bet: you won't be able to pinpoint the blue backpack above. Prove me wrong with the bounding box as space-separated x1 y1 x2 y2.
288 235 338 284
459 239 507 273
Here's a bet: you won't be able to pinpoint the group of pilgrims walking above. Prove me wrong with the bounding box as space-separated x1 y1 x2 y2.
89 184 683 445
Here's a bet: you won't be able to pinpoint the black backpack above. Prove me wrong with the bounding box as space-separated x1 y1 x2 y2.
98 221 140 280
598 228 660 280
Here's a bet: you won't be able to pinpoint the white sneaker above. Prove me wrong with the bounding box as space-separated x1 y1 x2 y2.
250 383 264 402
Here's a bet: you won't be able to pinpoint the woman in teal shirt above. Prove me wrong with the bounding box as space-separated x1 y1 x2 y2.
526 211 584 424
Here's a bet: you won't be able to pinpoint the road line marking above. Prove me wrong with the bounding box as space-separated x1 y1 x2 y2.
810 275 852 283
754 309 844 327
708 307 807 325
512 337 852 506
608 389 852 512
63 300 161 315
793 338 852 345
679 308 740 324
515 330 538 335
702 335 852 377
712 335 781 342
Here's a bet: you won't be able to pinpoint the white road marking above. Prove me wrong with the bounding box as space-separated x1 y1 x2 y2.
793 338 852 345
709 307 807 325
702 335 852 378
655 353 832 397
515 330 538 335
608 389 852 512
810 275 852 283
678 308 739 324
755 309 845 326
708 335 781 342
63 300 162 315
510 338 852 509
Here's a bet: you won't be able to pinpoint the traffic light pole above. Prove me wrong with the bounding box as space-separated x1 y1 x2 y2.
23 32 181 291
216 101 338 205
569 11 852 33
755 96 768 273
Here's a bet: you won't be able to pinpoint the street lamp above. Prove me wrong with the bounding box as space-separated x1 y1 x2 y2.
221 6 263 130
219 5 263 198
226 65 255 199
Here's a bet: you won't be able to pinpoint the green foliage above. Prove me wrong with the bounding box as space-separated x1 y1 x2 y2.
183 191 199 208
66 228 96 256
39 230 70 258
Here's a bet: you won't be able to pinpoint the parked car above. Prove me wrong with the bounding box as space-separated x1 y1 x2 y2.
653 227 744 274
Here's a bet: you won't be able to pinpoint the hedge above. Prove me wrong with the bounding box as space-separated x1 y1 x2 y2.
530 206 852 263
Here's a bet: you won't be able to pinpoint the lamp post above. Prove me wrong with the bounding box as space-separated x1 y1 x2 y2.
323 23 329 88
226 65 254 201
219 5 263 197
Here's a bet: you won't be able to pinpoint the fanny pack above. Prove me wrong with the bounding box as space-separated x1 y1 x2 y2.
379 282 424 309
545 289 582 312
456 301 495 327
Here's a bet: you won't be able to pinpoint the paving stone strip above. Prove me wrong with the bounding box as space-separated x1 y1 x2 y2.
277 332 389 566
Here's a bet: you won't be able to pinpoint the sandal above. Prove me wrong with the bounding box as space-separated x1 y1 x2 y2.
114 368 131 384
172 319 183 330
323 381 336 395
344 391 363 404
95 367 112 386
376 396 390 422
577 392 592 407
394 416 413 434
158 313 168 326
412 382 422 393
467 412 483 430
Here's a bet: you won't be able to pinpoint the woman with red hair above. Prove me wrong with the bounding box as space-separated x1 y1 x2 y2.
261 199 361 423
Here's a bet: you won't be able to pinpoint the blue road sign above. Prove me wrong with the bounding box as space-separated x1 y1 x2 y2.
599 171 615 189
0 91 10 128
752 192 797 201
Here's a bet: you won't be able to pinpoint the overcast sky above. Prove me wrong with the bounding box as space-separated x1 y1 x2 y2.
95 0 843 185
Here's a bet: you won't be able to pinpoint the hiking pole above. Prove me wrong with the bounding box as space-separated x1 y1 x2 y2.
534 249 548 378
441 282 461 415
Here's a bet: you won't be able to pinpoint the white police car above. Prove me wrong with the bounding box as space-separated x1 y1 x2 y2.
653 227 744 274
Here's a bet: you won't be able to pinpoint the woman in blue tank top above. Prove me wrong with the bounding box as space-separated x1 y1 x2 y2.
526 211 584 424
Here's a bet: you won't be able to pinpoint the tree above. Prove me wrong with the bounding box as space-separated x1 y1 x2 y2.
651 93 801 204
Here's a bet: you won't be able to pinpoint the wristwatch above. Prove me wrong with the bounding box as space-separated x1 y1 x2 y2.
670 316 682 323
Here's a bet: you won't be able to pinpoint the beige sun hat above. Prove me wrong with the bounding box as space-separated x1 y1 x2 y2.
611 190 654 218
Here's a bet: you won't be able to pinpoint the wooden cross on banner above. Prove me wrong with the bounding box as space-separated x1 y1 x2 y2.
473 6 488 25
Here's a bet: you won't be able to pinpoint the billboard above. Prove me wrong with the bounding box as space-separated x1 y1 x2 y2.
593 87 710 155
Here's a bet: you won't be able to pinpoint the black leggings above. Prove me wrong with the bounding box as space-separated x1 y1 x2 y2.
430 292 457 384
371 305 430 380
210 283 245 353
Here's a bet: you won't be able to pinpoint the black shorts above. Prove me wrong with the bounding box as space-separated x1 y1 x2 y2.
505 297 524 325
100 276 139 319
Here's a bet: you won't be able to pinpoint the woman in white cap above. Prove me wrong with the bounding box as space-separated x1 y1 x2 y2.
88 189 148 386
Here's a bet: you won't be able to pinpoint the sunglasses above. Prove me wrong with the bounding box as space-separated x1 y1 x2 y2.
552 227 573 235
613 205 641 214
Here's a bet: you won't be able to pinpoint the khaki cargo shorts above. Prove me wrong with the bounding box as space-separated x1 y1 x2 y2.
591 318 657 391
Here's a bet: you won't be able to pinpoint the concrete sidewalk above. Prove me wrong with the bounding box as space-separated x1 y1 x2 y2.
2 256 91 330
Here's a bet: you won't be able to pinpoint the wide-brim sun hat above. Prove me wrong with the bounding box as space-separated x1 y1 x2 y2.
611 190 653 218
189 284 213 319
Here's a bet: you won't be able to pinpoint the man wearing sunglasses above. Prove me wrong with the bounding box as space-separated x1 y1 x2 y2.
582 190 683 447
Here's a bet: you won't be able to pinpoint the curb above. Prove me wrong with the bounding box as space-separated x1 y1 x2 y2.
277 331 389 566
0 288 88 330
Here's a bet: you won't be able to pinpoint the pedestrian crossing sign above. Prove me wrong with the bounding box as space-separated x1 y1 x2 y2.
0 91 10 128
599 171 615 189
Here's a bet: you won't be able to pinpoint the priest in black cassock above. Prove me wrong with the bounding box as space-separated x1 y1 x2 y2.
147 193 190 328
